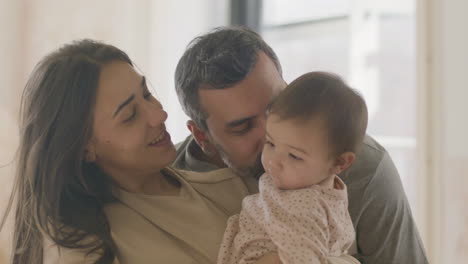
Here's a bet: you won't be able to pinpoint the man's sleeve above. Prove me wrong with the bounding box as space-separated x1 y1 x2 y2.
354 152 428 264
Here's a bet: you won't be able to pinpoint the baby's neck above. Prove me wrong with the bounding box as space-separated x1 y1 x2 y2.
318 174 337 189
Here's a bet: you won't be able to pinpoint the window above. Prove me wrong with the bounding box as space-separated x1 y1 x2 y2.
261 0 419 215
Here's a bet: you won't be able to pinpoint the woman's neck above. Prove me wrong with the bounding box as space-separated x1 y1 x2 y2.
112 169 181 195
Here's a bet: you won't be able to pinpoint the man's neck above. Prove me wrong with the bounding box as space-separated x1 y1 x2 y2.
189 141 226 168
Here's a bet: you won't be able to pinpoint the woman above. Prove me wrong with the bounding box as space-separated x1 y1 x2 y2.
0 39 275 264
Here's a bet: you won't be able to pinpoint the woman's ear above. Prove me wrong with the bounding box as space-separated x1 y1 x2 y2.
332 152 356 174
187 120 216 157
84 140 97 162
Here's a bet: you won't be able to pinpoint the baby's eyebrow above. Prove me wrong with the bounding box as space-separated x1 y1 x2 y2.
288 144 308 155
265 131 274 139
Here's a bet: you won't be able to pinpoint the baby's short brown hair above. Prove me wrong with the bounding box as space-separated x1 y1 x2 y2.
268 72 368 157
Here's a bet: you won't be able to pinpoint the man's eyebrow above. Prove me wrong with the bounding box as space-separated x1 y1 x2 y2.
226 115 255 128
113 94 135 118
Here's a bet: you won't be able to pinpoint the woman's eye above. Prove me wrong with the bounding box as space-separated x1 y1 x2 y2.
123 111 136 123
289 153 303 161
144 92 152 100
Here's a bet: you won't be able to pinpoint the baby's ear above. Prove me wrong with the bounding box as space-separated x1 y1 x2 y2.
332 152 356 174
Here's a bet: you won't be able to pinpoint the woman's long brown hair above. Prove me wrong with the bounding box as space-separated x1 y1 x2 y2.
0 39 132 264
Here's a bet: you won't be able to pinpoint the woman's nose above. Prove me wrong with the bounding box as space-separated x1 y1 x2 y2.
146 104 167 127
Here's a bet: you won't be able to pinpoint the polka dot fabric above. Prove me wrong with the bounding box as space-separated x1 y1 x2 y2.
217 174 355 264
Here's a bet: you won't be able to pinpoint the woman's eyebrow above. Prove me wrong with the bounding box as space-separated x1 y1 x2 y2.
113 76 146 118
113 94 135 118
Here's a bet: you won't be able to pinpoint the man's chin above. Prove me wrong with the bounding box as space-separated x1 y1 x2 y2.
214 143 264 178
231 159 264 179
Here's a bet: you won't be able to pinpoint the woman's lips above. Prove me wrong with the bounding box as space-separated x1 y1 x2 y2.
148 131 171 147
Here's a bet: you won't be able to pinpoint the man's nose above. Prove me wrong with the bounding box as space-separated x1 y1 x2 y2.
256 115 268 147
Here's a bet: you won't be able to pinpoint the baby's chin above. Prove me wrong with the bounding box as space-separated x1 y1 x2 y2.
272 176 315 190
271 174 288 190
271 175 280 187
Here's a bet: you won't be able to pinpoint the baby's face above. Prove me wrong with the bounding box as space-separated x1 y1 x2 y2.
261 114 336 190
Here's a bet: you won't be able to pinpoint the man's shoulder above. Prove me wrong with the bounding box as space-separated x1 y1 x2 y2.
344 135 428 263
339 134 400 191
357 134 389 165
175 134 192 156
341 135 388 173
173 135 219 172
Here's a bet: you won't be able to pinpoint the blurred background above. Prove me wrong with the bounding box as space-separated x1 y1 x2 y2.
0 0 466 263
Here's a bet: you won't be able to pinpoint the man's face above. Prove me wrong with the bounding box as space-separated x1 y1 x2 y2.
198 52 286 177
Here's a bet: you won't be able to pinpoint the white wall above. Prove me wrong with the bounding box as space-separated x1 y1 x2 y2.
0 0 23 261
437 0 468 261
421 0 468 263
147 0 229 143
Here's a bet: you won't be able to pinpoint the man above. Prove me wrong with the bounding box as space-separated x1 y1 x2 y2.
173 26 428 263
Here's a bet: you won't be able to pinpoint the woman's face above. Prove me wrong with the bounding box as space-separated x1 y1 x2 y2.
86 61 176 179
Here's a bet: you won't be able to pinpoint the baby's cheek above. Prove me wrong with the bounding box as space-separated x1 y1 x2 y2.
260 148 269 169
272 174 282 188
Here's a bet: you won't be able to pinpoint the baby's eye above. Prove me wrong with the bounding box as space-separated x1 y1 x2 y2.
289 153 303 161
265 140 275 147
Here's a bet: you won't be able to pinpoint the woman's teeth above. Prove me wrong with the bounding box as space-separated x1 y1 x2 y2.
150 132 165 145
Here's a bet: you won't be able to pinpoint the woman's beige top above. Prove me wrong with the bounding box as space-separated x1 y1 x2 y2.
43 167 359 264
43 167 251 264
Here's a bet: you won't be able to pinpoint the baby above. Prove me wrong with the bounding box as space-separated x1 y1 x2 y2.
217 72 368 264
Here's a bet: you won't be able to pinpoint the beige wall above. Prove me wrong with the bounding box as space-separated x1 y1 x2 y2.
0 1 226 262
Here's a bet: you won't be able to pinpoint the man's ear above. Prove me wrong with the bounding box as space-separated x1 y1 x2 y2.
187 120 216 157
332 152 356 175
84 139 97 163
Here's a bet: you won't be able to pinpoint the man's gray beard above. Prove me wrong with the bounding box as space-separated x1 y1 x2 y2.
213 143 264 179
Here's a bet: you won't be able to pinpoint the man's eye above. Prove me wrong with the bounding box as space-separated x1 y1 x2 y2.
231 122 252 135
289 153 303 161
